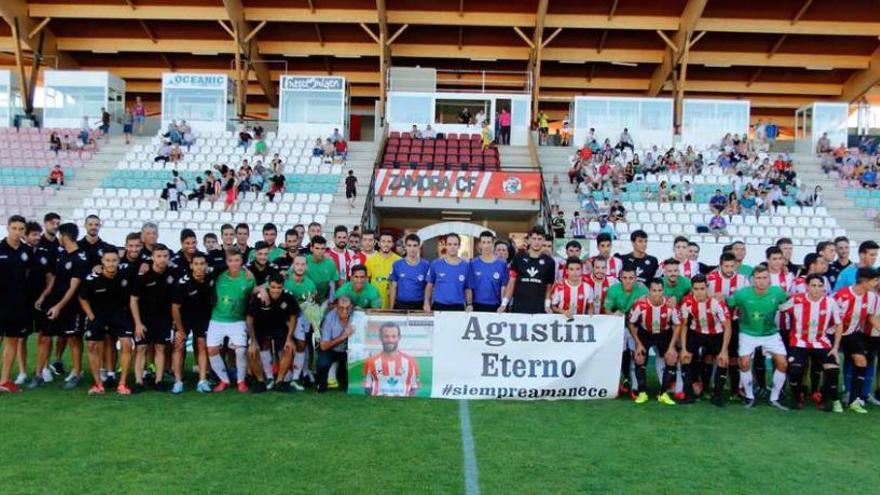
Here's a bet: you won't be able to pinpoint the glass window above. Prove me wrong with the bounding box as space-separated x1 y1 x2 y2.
511 98 528 127
43 85 105 120
280 90 344 124
0 84 8 124
813 103 848 149
435 98 490 124
162 88 224 123
387 94 433 124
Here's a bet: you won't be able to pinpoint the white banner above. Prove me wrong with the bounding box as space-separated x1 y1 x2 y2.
431 312 624 400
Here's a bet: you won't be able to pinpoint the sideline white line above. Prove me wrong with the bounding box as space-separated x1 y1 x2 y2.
459 400 480 495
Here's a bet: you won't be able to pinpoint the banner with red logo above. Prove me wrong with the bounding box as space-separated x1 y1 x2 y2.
374 169 541 200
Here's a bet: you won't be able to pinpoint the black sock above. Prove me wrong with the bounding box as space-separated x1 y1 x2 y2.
621 351 631 384
714 366 728 397
824 368 840 401
682 363 694 396
754 348 766 389
809 355 822 394
700 362 712 392
635 363 647 393
788 362 803 401
661 365 676 392
852 365 867 403
729 365 740 394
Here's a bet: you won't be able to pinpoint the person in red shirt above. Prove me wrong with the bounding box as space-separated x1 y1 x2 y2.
628 278 681 405
551 258 594 319
584 256 617 315
833 268 880 413
680 274 731 406
334 139 348 161
45 165 64 189
781 274 843 411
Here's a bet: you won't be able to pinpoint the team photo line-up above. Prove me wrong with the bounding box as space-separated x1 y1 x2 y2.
1 212 880 413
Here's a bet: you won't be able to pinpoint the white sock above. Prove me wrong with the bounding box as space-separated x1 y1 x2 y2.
740 370 754 399
284 370 294 382
234 347 247 383
292 352 305 379
209 354 229 383
771 369 786 401
654 353 663 388
329 361 338 381
260 351 274 380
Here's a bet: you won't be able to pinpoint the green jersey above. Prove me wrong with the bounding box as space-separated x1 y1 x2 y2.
604 283 648 314
729 286 788 337
248 246 285 263
306 255 339 303
284 274 317 305
738 264 753 277
663 276 692 302
211 271 256 323
335 281 382 309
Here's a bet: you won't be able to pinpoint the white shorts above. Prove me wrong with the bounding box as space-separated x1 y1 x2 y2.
206 320 247 348
739 333 787 359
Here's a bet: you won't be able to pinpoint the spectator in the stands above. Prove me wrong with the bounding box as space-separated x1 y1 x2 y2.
583 196 600 221
330 128 343 143
709 188 728 214
252 122 264 139
62 134 75 151
270 153 284 174
134 96 146 135
99 107 111 143
498 108 511 145
597 218 617 240
121 108 133 145
312 138 323 157
475 109 487 128
49 131 61 154
480 122 492 151
169 144 183 165
334 138 348 161
79 115 91 145
740 189 757 217
570 211 586 239
42 164 64 190
322 138 335 161
682 180 695 203
181 122 195 150
411 125 422 139
551 211 566 238
860 166 878 189
222 168 238 212
254 135 268 158
266 172 286 202
608 200 626 223
188 176 206 207
537 110 549 145
345 170 358 210
154 140 172 164
617 128 634 152
708 212 727 239
560 117 572 147
458 108 471 124
816 132 831 154
769 184 785 207
765 119 778 145
726 192 741 220
423 125 436 139
238 126 253 150
548 175 562 211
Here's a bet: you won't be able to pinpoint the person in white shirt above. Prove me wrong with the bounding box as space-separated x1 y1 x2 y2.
423 125 436 139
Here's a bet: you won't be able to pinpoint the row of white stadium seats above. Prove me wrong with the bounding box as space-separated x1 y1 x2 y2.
117 160 341 174
618 202 827 217
83 194 332 213
89 189 335 204
72 217 328 232
623 212 837 228
148 133 328 145
614 222 844 243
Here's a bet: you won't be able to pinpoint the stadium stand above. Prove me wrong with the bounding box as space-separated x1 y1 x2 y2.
381 131 500 170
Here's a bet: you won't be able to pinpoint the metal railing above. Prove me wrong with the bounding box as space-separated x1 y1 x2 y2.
360 123 389 230
529 130 553 230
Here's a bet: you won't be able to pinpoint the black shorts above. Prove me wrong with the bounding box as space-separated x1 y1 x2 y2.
432 302 465 311
685 331 725 357
394 300 423 311
36 306 78 337
255 328 286 353
185 320 210 339
84 313 133 342
867 336 880 361
636 329 673 356
473 303 499 312
0 307 33 338
841 333 867 357
345 189 356 199
135 320 172 346
789 347 838 368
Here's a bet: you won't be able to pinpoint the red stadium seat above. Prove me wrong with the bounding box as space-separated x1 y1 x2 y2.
447 133 458 140
390 131 400 139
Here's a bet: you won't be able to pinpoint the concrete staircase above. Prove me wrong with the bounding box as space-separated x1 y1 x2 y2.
46 136 148 222
498 145 535 169
324 140 379 229
536 145 580 214
793 152 875 244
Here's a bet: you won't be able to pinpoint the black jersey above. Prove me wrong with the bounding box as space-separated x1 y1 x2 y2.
80 271 130 316
132 268 176 326
139 247 153 265
169 249 207 279
207 248 228 273
26 243 53 302
118 255 144 287
245 260 280 286
510 252 556 314
46 249 89 307
246 291 299 333
0 238 31 311
274 253 295 274
171 274 215 331
77 237 114 269
616 252 660 284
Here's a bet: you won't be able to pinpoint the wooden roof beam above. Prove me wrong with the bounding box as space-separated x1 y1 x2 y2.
648 0 708 96
1 0 77 68
220 0 277 107
841 44 880 102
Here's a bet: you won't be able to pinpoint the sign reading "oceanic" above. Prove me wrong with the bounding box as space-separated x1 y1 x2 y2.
281 76 344 91
162 73 227 88
374 170 542 200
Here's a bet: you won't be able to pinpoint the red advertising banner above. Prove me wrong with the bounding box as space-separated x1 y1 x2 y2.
374 169 541 200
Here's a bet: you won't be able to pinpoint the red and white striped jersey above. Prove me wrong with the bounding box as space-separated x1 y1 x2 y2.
663 259 699 279
680 294 729 335
585 275 618 315
706 270 750 298
790 276 832 296
551 280 594 315
629 297 681 334
833 287 879 336
555 257 582 282
328 248 358 282
767 270 794 293
780 294 841 349
590 255 621 279
362 351 421 397
352 251 367 267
